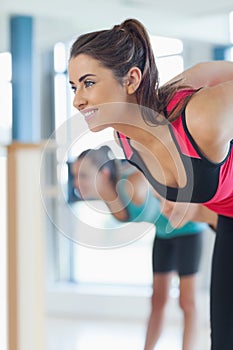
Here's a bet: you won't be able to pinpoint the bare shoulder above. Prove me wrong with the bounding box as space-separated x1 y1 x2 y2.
185 83 233 162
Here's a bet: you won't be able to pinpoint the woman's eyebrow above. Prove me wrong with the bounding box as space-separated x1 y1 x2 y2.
69 74 96 85
78 74 96 82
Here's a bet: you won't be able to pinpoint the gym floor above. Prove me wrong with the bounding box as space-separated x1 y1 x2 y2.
46 290 210 350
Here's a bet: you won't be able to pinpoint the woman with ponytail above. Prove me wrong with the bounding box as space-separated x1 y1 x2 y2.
68 18 233 349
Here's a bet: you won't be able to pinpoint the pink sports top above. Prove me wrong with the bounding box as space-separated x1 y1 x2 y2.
117 90 233 218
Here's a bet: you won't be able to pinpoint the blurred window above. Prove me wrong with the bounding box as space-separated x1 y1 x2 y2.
0 52 12 145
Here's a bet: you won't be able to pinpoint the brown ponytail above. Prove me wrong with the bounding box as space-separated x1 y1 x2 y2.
77 147 119 186
70 18 193 125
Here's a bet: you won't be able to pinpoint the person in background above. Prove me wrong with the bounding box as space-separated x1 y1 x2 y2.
68 18 233 349
71 146 215 350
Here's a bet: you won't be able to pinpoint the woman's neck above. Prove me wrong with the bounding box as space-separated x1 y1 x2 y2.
114 118 171 153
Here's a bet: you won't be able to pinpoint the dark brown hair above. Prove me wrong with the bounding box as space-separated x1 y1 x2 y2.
77 146 119 185
70 18 196 125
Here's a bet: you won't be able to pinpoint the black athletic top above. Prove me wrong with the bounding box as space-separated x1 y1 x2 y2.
117 90 233 217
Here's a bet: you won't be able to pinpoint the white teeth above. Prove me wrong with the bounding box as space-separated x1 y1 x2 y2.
85 111 92 117
84 110 95 118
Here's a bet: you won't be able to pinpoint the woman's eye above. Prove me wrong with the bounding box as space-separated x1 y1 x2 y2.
71 86 77 94
84 80 95 88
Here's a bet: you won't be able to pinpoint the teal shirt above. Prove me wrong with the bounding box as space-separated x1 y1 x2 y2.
118 176 207 239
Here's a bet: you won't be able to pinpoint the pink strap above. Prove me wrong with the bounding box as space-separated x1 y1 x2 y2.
118 133 133 159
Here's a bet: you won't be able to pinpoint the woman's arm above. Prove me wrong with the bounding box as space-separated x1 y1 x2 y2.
186 80 233 162
160 199 218 230
166 61 233 89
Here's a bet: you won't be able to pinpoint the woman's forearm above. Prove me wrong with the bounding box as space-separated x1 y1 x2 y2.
167 61 233 89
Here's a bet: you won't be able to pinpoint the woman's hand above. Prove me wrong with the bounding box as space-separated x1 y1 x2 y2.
160 199 217 230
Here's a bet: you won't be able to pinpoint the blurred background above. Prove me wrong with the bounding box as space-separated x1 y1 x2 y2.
0 1 233 350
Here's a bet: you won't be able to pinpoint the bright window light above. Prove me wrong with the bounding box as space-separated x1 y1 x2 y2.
156 55 184 85
150 35 183 57
0 52 12 81
0 82 12 129
54 42 67 73
230 11 233 43
73 229 154 286
0 52 12 144
54 74 67 129
230 47 233 60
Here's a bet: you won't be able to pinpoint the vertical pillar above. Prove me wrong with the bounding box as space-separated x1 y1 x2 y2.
10 16 38 142
7 143 46 350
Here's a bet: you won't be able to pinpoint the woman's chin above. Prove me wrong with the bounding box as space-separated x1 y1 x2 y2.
89 124 108 132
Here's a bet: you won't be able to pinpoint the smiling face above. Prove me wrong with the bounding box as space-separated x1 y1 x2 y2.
68 54 133 132
68 53 142 133
71 157 101 199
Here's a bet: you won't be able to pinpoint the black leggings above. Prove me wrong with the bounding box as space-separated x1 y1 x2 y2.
210 215 233 350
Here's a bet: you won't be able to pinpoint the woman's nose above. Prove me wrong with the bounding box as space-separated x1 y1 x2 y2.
73 92 87 111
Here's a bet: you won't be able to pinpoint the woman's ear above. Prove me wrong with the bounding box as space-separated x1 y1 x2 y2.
125 67 142 95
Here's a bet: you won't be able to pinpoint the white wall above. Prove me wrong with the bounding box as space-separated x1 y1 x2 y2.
0 10 230 141
0 5 231 53
0 15 9 52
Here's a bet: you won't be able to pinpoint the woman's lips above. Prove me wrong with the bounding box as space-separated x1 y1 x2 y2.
82 108 98 122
